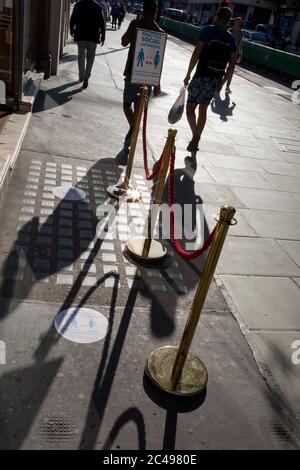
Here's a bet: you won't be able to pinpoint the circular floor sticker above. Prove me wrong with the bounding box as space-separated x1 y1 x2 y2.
54 308 108 344
53 184 86 201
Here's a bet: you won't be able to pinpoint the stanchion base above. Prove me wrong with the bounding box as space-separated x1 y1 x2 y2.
106 184 140 202
145 346 208 396
125 236 167 263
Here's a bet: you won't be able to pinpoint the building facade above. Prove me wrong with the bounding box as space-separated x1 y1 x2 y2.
171 0 300 46
0 0 70 110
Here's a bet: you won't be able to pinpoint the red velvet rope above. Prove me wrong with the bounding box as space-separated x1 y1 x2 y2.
142 105 163 181
168 151 216 260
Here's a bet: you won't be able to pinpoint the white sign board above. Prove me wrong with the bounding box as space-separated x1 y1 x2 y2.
131 29 167 87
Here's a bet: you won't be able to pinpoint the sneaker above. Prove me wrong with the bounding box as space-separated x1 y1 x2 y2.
225 86 232 94
82 78 89 89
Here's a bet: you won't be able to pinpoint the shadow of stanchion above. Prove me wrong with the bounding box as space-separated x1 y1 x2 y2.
132 154 210 339
79 275 140 449
102 407 146 450
0 156 123 324
143 374 207 450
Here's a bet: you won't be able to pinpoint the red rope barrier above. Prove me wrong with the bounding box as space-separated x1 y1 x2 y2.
168 151 216 260
142 105 163 181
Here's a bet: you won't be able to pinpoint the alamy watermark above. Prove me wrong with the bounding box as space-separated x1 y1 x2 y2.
0 340 6 365
96 198 205 249
291 340 300 365
0 80 5 105
291 80 300 105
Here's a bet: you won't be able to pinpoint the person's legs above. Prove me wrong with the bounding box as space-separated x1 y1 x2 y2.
186 76 215 151
84 41 97 85
186 103 198 138
196 104 208 137
77 42 86 82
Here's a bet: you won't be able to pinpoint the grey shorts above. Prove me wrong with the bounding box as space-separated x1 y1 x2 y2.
187 76 221 106
123 79 151 105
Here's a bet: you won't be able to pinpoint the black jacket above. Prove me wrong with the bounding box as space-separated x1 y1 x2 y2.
70 0 105 44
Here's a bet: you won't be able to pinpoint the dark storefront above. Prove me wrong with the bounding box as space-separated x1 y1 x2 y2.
0 0 70 110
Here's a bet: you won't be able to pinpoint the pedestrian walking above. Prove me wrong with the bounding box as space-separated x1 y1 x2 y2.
70 0 106 89
225 17 243 94
118 3 126 29
121 0 163 148
111 1 120 30
183 7 236 152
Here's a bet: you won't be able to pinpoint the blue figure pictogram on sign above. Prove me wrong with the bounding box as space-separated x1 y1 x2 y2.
154 50 160 69
137 48 145 67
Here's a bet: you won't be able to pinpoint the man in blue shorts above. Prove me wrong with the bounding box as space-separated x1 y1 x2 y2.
183 7 236 152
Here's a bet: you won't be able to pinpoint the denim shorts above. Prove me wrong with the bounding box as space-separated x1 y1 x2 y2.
123 79 151 104
187 76 221 106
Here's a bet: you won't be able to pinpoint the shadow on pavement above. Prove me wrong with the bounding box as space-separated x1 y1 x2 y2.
102 407 146 450
211 92 236 122
143 374 207 450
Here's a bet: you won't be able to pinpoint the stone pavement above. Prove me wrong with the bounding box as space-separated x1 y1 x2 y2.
0 17 299 449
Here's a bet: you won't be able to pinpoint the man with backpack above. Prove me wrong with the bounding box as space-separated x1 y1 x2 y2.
183 7 236 152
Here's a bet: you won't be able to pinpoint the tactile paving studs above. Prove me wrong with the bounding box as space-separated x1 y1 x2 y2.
53 184 86 201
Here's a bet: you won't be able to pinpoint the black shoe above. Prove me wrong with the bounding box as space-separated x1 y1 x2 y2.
82 78 89 89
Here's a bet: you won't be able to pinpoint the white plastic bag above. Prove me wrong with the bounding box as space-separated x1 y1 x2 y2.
168 87 186 125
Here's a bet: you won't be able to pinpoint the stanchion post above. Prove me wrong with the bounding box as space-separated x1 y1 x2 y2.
142 129 176 259
125 129 177 263
123 86 148 190
106 86 148 201
145 206 237 395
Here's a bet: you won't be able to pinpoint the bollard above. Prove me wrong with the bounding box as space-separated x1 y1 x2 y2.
145 206 237 395
125 129 177 263
106 86 148 203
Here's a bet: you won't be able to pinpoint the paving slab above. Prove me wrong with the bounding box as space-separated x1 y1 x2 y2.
217 237 300 276
220 275 300 330
277 240 300 268
232 187 300 213
239 209 300 240
204 167 273 189
204 153 265 172
262 174 300 193
256 160 300 177
254 332 300 421
0 299 298 450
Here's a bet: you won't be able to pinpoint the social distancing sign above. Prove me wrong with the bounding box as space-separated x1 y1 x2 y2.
131 29 167 86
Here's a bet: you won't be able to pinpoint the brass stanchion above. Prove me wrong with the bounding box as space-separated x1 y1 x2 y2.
125 129 177 263
106 86 148 202
145 206 237 395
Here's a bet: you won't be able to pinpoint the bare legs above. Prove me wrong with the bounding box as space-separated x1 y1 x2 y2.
123 102 136 147
186 103 208 151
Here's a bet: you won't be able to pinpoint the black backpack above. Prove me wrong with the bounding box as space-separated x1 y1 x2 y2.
207 31 232 78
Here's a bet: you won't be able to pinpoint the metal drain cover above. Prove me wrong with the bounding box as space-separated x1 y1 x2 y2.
39 416 76 443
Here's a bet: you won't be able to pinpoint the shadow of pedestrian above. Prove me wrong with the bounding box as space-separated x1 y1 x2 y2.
211 92 236 122
0 157 123 322
33 81 83 112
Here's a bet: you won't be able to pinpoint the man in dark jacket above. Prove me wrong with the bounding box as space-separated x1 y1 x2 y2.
70 0 106 88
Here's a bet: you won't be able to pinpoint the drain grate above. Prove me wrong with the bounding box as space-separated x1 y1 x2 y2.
271 423 292 442
39 416 76 443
